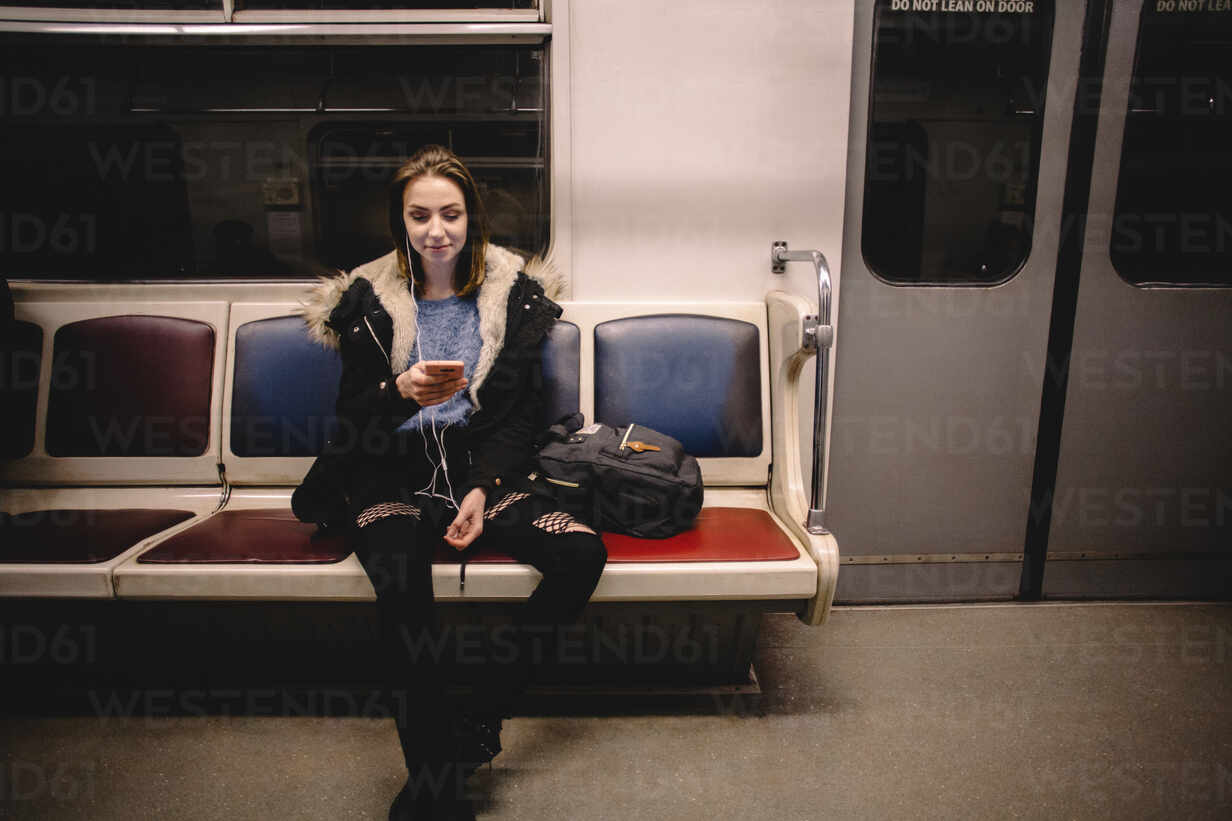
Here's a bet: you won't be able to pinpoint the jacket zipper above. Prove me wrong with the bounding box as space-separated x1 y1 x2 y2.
362 315 392 368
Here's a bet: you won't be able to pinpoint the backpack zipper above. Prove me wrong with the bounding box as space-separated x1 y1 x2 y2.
528 470 581 488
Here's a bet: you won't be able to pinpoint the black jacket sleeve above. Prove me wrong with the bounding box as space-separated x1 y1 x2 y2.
461 275 562 497
461 355 545 496
324 279 421 451
333 356 421 431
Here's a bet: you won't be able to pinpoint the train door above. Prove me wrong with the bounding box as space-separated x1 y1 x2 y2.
1042 0 1232 598
829 0 1077 601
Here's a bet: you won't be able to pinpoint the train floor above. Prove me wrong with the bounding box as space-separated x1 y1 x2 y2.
3 601 1230 820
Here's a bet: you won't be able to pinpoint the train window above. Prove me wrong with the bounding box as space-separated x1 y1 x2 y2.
0 39 547 280
235 1 533 8
1110 3 1232 287
862 0 1053 285
0 1 534 10
0 1 216 6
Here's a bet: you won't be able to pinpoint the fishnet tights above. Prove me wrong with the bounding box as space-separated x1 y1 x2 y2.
483 492 531 521
531 511 596 536
355 501 421 529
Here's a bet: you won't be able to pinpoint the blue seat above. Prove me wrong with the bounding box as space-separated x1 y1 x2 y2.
594 315 762 458
231 316 343 458
229 315 580 460
540 320 580 425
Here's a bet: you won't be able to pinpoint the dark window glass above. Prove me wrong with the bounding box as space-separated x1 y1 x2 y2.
0 1 533 7
0 1 216 7
0 38 547 280
1111 3 1232 287
862 0 1053 285
236 0 532 7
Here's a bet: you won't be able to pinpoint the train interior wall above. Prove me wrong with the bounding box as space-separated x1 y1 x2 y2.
566 0 854 514
2 2 1231 818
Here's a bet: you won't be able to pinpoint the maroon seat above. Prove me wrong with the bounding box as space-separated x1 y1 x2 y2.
45 315 215 458
0 509 194 564
450 508 800 564
138 509 350 564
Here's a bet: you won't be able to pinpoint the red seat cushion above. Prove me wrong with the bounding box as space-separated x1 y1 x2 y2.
133 508 796 566
453 507 799 564
1 509 194 564
138 509 349 563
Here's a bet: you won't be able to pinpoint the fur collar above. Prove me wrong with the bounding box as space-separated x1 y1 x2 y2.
298 243 562 406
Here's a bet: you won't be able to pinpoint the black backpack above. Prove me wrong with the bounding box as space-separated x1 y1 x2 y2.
533 414 703 539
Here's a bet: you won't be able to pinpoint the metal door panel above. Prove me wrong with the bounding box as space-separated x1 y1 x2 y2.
829 1 1086 602
1045 0 1232 598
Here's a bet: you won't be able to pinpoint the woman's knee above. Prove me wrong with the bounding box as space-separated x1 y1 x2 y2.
549 531 607 586
578 533 607 576
354 512 430 599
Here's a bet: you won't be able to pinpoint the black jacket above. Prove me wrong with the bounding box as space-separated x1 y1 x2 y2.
292 244 563 526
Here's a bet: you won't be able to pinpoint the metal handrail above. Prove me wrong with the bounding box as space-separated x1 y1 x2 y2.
771 241 832 535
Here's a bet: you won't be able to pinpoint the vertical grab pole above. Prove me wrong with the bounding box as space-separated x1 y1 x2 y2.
771 241 833 535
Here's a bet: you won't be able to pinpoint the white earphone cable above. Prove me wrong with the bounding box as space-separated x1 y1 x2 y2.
405 233 461 509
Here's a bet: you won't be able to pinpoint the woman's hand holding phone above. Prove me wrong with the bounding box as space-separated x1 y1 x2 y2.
395 360 467 406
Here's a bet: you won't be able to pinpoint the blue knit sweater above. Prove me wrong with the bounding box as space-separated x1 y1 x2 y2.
396 293 481 433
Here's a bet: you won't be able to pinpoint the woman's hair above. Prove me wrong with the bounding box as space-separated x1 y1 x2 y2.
388 144 490 297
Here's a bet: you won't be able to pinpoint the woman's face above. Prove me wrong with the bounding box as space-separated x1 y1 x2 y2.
403 174 468 271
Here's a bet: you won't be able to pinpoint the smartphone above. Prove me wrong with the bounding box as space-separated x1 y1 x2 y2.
422 360 465 379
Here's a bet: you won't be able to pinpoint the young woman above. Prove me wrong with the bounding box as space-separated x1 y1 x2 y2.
297 145 607 820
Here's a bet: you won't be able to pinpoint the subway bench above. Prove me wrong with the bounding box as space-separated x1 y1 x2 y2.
1 281 838 688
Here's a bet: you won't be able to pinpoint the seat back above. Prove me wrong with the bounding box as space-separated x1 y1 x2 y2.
1 320 43 460
222 305 582 485
594 314 763 459
540 320 581 427
560 303 771 487
1 300 228 486
230 315 343 459
47 316 215 458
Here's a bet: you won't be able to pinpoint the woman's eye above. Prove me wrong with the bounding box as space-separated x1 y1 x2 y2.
407 211 461 223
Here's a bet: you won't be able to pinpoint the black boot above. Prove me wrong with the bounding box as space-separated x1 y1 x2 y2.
389 762 472 821
386 687 462 819
388 774 432 821
431 782 476 821
453 710 504 780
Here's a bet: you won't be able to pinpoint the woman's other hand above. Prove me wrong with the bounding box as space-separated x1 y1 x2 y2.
395 361 467 406
445 487 487 550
